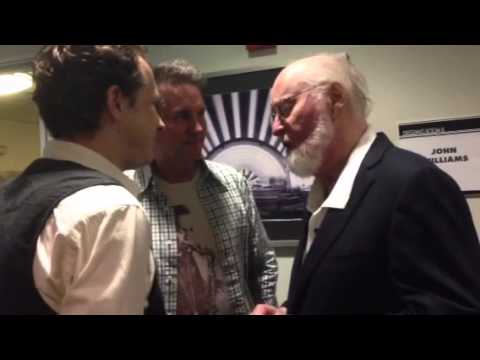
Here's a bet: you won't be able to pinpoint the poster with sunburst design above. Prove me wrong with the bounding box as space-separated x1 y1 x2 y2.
204 69 313 246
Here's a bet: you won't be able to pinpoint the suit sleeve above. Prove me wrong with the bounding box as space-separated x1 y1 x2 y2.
389 166 480 314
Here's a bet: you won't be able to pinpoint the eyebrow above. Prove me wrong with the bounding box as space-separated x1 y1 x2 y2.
272 92 297 109
273 84 307 106
273 81 328 107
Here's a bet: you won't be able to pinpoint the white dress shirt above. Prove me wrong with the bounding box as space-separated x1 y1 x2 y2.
33 140 155 315
304 126 377 259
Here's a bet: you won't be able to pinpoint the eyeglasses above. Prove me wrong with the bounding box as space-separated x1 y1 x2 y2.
271 82 327 125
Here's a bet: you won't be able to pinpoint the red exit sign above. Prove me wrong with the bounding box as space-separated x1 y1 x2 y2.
246 45 276 52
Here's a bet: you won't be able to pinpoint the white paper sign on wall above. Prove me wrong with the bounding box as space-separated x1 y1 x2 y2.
398 116 480 194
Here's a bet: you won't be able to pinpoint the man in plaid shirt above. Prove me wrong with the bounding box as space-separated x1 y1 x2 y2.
132 59 278 315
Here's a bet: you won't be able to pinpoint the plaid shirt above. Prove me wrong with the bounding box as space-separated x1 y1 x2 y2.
133 160 278 315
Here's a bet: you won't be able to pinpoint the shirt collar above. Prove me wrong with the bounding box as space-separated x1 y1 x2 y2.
43 139 141 197
131 159 227 196
307 125 377 212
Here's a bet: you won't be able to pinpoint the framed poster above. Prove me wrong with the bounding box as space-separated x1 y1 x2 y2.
203 68 313 247
398 115 480 195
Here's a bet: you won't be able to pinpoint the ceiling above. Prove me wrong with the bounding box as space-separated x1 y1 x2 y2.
0 45 42 67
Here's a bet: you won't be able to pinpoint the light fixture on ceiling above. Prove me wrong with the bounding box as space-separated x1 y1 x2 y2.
0 72 33 96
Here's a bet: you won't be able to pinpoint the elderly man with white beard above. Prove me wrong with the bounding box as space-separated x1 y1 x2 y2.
252 53 480 315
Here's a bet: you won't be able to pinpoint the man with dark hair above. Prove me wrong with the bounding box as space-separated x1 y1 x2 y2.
0 45 165 315
131 59 278 314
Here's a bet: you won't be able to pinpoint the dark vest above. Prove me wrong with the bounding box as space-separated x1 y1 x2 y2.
0 159 165 315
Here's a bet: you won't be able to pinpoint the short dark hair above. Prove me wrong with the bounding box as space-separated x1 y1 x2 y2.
33 45 148 139
153 59 205 90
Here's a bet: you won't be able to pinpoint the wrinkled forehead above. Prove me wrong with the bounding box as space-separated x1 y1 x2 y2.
272 64 312 101
157 83 204 110
272 55 349 103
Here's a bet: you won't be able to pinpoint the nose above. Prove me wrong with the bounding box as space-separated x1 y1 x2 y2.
192 114 206 134
157 114 165 130
271 115 285 137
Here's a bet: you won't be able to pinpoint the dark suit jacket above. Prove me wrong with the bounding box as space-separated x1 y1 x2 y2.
287 132 480 314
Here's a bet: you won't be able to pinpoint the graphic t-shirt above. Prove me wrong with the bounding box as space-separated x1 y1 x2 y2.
157 173 232 315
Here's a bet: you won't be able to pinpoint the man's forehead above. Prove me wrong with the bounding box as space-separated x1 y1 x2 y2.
138 57 152 76
157 84 186 104
273 63 314 99
158 82 199 95
158 84 204 108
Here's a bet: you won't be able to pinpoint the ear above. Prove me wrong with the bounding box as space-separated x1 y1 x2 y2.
105 85 127 125
327 82 346 118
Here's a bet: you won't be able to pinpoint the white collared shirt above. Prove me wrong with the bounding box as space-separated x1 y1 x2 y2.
33 140 155 315
304 126 377 259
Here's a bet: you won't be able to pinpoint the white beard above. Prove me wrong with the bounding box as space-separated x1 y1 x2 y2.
286 113 335 178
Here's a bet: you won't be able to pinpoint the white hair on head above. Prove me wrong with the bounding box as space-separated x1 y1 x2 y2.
297 52 372 119
342 53 372 118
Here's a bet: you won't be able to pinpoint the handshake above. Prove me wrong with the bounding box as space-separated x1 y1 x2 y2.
250 304 288 315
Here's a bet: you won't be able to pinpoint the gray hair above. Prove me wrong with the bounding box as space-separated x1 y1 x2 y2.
153 58 205 90
302 52 372 119
343 53 372 119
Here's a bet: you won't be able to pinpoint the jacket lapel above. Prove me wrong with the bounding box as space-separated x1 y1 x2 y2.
289 133 392 311
287 210 311 306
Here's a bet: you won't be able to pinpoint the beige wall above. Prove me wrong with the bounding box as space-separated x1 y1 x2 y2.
0 52 40 181
0 90 40 182
147 45 480 304
0 119 40 180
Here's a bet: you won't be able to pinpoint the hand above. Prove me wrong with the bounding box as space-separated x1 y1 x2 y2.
250 304 287 315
